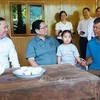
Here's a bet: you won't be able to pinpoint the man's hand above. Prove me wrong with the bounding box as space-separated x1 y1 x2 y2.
80 58 87 67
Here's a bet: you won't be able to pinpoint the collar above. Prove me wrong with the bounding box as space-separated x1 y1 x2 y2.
95 37 100 44
35 35 49 41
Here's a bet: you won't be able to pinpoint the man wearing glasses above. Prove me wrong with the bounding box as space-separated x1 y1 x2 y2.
26 20 59 67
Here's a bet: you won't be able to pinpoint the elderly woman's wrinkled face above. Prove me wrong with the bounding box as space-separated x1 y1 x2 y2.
0 20 8 38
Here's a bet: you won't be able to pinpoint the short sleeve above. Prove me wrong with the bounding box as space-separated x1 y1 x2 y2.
26 41 36 59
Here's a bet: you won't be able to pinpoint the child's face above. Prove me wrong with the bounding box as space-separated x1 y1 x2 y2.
62 32 72 44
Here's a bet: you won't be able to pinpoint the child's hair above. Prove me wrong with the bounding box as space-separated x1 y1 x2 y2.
61 30 73 37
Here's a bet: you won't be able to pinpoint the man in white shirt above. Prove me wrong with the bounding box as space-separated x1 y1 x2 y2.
0 17 20 68
77 7 93 59
87 7 100 41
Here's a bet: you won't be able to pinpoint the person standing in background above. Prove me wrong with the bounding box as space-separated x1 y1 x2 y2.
0 17 20 69
87 7 100 41
55 11 74 44
77 7 93 59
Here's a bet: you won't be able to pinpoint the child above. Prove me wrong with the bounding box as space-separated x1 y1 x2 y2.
57 30 80 66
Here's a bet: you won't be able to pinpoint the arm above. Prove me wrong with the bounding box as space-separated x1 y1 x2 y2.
56 45 62 64
76 56 81 63
70 22 74 35
57 56 61 64
28 58 38 67
86 41 93 65
26 40 38 67
77 21 81 35
55 22 62 36
86 57 93 66
55 30 62 37
87 19 94 41
8 41 20 68
70 29 74 34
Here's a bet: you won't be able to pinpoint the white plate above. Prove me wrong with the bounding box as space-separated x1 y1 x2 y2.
13 67 46 78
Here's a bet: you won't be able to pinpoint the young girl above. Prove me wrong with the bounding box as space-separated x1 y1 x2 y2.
57 30 80 65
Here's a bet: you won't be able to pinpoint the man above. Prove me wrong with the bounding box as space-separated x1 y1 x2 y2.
86 17 100 70
77 7 93 59
0 17 20 68
87 7 100 41
26 20 59 67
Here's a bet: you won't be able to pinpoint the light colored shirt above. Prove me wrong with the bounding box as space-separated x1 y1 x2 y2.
77 17 93 38
57 43 79 65
87 18 95 41
55 21 73 39
0 37 20 68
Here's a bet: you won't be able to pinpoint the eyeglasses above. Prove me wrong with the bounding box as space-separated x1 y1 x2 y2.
40 25 47 29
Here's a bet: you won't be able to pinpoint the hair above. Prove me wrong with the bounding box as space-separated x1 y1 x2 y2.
0 17 5 25
94 17 100 24
59 11 67 19
96 7 100 12
83 7 90 12
0 17 5 21
61 30 72 37
31 20 44 33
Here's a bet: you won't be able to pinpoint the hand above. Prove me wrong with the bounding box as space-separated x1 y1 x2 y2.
80 58 87 67
80 31 85 35
58 30 62 36
75 59 78 64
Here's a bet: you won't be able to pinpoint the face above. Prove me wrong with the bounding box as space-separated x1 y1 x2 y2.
60 12 67 21
83 9 90 19
0 20 8 38
62 32 72 44
36 22 48 36
96 8 100 17
93 22 100 37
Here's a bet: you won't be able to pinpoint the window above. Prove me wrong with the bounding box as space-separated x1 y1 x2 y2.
10 2 44 37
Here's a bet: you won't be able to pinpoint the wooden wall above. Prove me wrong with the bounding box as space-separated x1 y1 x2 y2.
0 0 99 67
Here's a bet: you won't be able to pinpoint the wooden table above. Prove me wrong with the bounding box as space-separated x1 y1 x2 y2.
88 70 100 78
0 64 100 100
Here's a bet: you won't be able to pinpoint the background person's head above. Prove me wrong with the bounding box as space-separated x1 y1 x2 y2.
93 17 100 37
82 7 90 19
59 11 67 21
0 17 8 39
61 30 72 44
32 20 48 36
96 7 100 17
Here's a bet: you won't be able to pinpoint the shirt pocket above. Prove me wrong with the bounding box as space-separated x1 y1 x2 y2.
35 43 47 56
